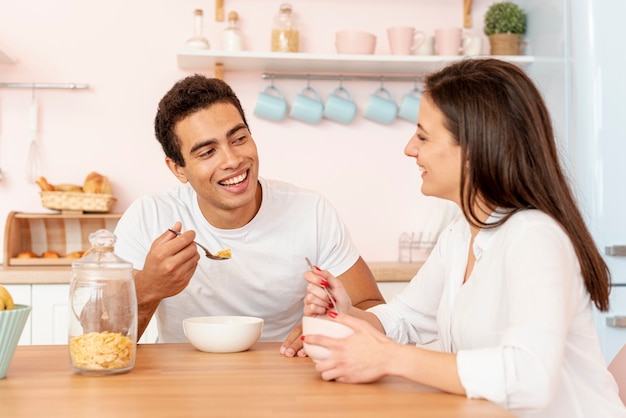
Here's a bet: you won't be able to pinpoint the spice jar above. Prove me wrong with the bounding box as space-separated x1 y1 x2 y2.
68 229 137 376
222 11 245 51
271 3 299 52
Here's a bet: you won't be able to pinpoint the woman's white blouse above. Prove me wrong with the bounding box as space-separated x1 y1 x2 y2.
368 210 626 417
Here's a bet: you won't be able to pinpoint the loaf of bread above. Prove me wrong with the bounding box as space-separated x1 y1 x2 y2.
83 172 113 194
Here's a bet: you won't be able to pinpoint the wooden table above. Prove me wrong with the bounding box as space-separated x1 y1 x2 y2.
1 343 514 417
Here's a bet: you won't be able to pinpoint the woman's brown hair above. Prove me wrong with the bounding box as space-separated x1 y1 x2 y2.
424 58 611 311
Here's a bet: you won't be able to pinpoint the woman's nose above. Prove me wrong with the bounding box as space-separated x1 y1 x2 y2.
404 134 419 157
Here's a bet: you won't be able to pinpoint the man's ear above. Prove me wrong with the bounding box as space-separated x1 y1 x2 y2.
165 157 188 184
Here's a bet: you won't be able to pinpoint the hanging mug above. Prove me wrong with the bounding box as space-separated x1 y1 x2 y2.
398 86 422 124
323 86 357 124
289 86 324 124
253 84 288 122
364 87 398 125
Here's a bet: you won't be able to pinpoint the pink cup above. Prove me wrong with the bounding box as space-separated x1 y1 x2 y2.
434 28 464 56
387 27 426 55
335 30 377 54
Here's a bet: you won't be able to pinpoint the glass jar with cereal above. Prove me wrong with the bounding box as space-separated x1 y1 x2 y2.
271 3 299 52
68 229 137 376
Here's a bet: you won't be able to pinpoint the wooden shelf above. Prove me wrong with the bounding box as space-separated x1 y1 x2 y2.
177 50 535 77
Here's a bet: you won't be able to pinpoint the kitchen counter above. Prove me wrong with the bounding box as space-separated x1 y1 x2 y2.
0 261 422 284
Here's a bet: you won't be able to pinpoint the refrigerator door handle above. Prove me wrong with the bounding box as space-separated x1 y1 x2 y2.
605 246 626 256
607 316 626 328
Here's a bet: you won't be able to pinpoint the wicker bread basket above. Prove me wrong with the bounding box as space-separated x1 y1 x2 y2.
40 191 116 213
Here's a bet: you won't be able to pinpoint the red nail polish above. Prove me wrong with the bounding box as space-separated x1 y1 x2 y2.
314 266 322 271
328 302 334 308
320 279 329 287
300 335 305 341
328 311 338 318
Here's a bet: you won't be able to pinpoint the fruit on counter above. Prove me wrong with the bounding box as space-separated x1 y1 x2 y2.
0 285 15 311
35 172 112 195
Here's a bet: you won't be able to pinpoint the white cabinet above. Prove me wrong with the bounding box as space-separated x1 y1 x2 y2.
9 283 158 345
31 284 69 344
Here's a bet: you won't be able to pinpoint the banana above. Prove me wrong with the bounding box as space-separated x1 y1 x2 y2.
0 285 14 311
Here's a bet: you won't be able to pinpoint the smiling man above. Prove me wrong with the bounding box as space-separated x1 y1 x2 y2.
113 74 384 356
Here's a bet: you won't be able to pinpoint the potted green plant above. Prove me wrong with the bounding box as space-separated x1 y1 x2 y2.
483 1 526 55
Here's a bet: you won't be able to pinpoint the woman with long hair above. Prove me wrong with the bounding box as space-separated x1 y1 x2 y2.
302 59 625 417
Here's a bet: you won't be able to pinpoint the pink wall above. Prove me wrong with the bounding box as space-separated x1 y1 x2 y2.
0 0 492 263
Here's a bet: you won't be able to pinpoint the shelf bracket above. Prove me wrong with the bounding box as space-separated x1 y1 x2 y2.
215 0 224 22
464 0 473 28
214 63 224 80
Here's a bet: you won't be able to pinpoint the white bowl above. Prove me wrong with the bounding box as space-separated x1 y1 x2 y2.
302 316 354 362
183 316 263 353
335 30 377 54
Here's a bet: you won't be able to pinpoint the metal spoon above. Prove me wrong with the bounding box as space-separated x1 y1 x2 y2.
305 257 340 313
168 229 231 260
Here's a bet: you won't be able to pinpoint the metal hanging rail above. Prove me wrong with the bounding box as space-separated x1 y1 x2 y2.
0 83 89 90
261 72 423 83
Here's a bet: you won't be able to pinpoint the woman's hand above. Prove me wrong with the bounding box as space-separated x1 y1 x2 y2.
303 265 352 317
303 312 396 383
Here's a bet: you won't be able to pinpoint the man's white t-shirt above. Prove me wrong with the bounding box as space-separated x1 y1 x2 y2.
114 177 359 342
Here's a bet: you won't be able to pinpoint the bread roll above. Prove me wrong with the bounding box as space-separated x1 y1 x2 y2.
65 251 85 259
35 176 55 192
42 251 61 259
55 184 83 192
83 172 113 194
16 251 39 259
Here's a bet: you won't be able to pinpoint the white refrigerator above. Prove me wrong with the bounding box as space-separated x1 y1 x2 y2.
522 0 626 363
568 0 626 364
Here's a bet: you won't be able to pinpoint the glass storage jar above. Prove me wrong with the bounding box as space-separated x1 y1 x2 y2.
68 229 137 376
271 3 299 52
186 9 210 49
222 11 244 51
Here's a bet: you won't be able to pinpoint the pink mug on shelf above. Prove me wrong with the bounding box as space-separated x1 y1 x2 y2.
434 27 467 56
387 26 426 55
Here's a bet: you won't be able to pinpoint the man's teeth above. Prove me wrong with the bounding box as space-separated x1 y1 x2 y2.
221 172 247 185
